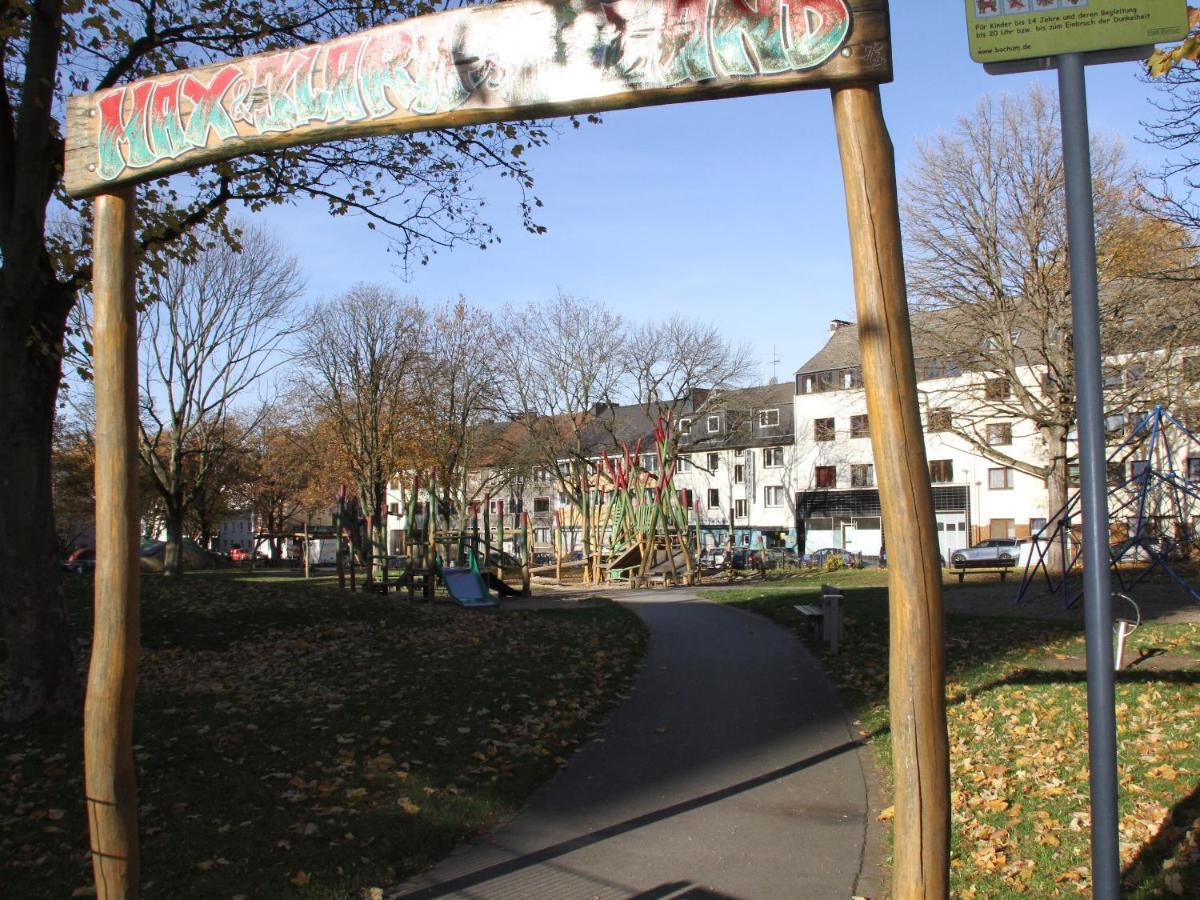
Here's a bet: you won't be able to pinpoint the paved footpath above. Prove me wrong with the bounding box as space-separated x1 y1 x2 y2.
389 591 879 900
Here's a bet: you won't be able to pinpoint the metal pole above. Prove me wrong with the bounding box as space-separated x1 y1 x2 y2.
1056 51 1119 900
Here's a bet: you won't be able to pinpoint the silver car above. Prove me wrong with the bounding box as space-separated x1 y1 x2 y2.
950 538 1020 568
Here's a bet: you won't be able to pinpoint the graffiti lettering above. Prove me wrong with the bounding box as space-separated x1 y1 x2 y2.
86 0 852 183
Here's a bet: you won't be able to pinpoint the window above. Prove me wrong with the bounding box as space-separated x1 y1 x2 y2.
814 417 835 441
989 518 1016 539
850 414 870 439
986 422 1013 446
1104 414 1126 434
707 452 720 472
534 527 550 544
1107 461 1126 487
707 488 721 509
758 408 780 428
707 415 721 433
734 499 748 518
1102 366 1123 389
734 464 744 484
734 448 744 457
988 467 1015 490
927 408 952 432
534 467 550 483
1189 457 1200 482
641 453 658 473
764 486 785 507
533 497 550 513
763 447 783 467
1029 518 1048 536
815 466 837 488
677 456 692 473
929 459 953 483
679 418 692 434
558 492 570 506
984 377 1012 400
1125 364 1145 385
851 464 875 487
388 502 400 516
843 369 863 389
1131 459 1151 483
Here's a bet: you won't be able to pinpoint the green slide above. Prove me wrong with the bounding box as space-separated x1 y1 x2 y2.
438 550 498 608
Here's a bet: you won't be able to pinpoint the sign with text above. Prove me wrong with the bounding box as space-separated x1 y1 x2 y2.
965 0 1188 65
65 0 893 196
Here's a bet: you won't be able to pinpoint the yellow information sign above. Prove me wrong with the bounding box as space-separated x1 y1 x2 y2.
965 0 1188 64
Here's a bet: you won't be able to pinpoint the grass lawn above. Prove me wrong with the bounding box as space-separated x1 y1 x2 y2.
0 570 646 898
700 570 1200 898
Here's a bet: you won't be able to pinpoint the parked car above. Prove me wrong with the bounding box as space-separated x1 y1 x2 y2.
699 548 726 569
949 538 1021 569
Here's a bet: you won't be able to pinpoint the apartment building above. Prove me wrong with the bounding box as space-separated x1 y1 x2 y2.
673 382 798 552
793 319 1051 562
383 314 1197 563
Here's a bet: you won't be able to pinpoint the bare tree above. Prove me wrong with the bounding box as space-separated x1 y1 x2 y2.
138 225 302 575
624 316 754 459
299 285 426 585
902 86 1200 565
418 298 501 528
497 292 627 579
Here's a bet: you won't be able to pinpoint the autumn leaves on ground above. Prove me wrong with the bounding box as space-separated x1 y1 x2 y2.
4 571 1198 898
0 573 646 898
704 570 1200 898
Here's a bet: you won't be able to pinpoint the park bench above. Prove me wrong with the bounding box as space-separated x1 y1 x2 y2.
793 584 844 652
950 564 1014 584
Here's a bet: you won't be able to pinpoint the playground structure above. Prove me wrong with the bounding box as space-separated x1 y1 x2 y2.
72 2 959 896
579 416 700 587
1017 405 1200 607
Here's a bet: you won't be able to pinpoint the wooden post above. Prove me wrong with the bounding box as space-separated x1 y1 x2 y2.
832 83 950 899
554 510 562 585
303 517 310 579
85 187 141 899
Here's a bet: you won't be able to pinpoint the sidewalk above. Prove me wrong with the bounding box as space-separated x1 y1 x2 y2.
389 591 881 899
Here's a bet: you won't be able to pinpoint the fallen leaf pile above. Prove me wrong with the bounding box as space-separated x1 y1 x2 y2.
0 574 646 897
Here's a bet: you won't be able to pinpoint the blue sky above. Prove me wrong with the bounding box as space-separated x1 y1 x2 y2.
254 1 1179 384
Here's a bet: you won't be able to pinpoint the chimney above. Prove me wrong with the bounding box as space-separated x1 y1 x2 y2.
829 319 852 333
689 387 710 408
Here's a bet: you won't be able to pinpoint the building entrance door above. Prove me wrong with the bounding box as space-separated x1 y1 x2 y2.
936 513 968 563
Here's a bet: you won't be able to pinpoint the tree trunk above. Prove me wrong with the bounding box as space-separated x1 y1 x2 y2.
0 300 80 720
162 503 185 577
1043 426 1071 576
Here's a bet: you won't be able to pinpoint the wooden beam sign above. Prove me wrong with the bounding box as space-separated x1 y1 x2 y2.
64 0 890 196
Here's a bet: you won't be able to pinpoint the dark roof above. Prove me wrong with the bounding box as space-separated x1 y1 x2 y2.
795 308 1018 375
678 381 795 452
704 381 795 409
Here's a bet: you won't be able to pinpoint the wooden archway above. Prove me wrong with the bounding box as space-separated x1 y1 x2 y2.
66 1 948 896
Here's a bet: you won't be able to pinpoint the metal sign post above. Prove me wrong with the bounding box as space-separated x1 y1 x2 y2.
1056 52 1118 900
